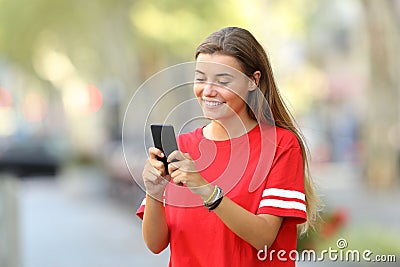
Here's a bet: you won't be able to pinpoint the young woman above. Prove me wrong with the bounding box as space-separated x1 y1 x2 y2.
137 27 319 266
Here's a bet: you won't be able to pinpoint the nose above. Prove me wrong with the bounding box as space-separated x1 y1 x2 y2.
202 82 217 97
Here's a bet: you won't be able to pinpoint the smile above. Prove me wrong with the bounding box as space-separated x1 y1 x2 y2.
203 99 224 107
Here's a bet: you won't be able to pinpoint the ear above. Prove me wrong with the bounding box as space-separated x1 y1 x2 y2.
248 71 261 91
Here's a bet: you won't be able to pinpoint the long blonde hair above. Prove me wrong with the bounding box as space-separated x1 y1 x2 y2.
196 27 321 234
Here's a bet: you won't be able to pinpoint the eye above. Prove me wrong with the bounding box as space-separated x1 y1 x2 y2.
217 81 230 86
194 75 206 83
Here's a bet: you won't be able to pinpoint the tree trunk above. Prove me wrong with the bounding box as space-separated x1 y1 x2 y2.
362 0 400 188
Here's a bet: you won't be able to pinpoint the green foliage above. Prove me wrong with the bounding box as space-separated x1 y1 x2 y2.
0 0 250 80
0 0 127 73
129 0 246 61
320 225 400 255
299 222 400 256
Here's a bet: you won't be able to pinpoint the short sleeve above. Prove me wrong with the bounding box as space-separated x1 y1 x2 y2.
136 198 146 220
257 143 307 224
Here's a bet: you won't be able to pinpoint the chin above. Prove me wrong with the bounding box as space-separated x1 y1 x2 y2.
203 113 217 120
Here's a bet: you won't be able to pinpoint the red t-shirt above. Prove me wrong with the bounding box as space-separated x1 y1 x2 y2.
137 124 306 266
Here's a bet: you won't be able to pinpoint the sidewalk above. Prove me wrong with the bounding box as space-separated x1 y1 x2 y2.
19 177 170 267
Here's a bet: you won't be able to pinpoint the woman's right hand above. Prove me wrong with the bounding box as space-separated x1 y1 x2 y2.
142 147 170 201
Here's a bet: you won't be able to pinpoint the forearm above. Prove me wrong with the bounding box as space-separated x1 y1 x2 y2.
212 196 282 250
142 194 169 254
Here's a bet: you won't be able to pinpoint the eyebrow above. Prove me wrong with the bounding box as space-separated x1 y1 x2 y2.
195 69 234 78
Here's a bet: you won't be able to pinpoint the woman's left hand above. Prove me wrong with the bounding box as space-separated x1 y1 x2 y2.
167 151 214 201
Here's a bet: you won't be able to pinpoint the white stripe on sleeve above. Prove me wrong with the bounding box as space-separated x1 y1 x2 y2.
258 199 306 212
262 188 305 201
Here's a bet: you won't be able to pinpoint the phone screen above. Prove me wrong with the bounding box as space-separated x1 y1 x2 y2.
150 124 178 174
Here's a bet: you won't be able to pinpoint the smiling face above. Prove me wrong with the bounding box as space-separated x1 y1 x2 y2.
194 53 254 124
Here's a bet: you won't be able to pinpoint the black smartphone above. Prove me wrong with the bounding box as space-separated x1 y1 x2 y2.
150 124 178 175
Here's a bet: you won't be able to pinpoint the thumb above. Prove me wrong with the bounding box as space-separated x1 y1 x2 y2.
183 153 192 160
167 150 185 162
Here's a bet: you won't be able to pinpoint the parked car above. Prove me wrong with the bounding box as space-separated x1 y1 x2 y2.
0 137 67 177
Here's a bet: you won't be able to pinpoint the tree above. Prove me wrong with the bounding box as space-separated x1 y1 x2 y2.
362 0 400 188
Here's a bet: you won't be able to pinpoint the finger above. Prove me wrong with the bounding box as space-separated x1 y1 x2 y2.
149 164 166 177
168 160 182 174
167 150 186 163
149 147 164 159
145 159 159 172
148 165 162 177
143 161 162 178
149 157 166 171
143 165 170 185
168 167 180 179
172 173 186 185
168 163 179 175
145 160 166 179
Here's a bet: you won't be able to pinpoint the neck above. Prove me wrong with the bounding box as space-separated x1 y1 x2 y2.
204 115 257 141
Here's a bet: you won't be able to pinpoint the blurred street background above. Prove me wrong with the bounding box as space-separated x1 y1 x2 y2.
0 0 399 266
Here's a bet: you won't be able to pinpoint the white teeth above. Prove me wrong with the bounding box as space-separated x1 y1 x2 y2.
203 100 223 107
